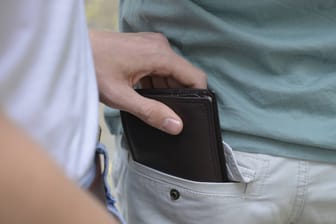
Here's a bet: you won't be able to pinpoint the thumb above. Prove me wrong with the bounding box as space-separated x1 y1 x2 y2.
118 89 183 135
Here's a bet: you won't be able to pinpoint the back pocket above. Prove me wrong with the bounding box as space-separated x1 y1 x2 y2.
123 142 269 223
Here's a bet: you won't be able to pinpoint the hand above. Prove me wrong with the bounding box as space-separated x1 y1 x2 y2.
90 31 207 135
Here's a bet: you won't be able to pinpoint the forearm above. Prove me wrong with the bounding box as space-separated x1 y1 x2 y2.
0 113 118 224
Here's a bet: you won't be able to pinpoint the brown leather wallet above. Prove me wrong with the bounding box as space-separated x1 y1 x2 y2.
120 89 228 182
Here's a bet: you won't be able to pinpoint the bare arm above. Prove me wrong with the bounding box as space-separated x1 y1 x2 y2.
0 112 119 224
90 31 207 135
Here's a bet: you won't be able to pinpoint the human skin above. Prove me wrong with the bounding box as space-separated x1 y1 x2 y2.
0 31 206 224
0 113 120 224
91 31 207 135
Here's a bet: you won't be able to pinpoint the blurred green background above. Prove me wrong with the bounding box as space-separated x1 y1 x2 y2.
85 0 119 183
86 0 119 31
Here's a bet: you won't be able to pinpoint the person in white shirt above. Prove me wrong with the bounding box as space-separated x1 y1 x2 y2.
0 1 206 223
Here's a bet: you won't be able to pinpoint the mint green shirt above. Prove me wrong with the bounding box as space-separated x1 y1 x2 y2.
106 0 336 163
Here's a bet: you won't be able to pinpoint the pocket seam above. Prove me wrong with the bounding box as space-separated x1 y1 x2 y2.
129 159 249 197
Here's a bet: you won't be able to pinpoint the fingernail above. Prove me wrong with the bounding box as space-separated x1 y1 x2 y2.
162 118 182 134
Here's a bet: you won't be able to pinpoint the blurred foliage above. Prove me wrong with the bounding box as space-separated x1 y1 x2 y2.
85 0 119 189
85 0 119 31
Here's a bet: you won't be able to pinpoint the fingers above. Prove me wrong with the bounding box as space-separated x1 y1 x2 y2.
92 31 207 135
138 53 207 89
158 52 207 89
167 77 185 88
115 88 183 135
151 77 169 88
140 77 184 89
134 33 207 89
139 77 153 89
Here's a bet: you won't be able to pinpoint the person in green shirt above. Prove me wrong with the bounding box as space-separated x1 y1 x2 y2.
105 1 336 223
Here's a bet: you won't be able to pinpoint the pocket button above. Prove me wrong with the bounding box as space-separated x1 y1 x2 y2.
170 189 180 201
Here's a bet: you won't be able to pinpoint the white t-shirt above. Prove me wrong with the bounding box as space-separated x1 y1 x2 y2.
0 1 99 186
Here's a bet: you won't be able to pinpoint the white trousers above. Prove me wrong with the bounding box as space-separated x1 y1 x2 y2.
112 136 336 224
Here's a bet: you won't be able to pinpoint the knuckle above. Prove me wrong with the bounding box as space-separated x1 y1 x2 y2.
138 33 171 59
141 32 168 45
197 72 208 88
153 33 168 43
138 103 156 124
145 32 168 43
151 34 169 49
153 54 171 73
200 71 207 82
